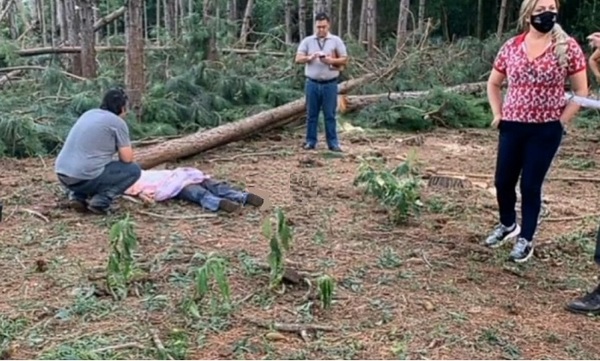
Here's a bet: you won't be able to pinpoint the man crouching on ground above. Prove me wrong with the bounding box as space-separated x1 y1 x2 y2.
124 167 264 213
55 88 141 214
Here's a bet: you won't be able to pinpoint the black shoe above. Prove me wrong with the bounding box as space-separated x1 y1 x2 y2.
508 237 534 263
66 192 88 213
566 285 600 315
218 199 241 213
245 193 264 207
328 146 343 152
303 143 316 150
87 204 118 215
483 223 521 248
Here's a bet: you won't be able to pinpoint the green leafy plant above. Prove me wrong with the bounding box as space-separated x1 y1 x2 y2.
262 208 293 290
185 254 232 318
354 154 422 224
106 214 139 300
318 275 335 310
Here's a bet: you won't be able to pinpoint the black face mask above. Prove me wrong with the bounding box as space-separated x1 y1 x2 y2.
530 11 557 33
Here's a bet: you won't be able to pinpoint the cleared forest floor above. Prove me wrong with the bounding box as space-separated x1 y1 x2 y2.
2 125 600 359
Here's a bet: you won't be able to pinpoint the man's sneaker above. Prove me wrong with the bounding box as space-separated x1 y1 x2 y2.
508 237 534 263
303 143 316 150
566 284 600 315
218 199 241 213
484 223 521 248
328 146 343 152
245 193 264 207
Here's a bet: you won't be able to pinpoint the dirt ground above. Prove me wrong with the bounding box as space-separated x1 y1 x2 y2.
1 125 600 360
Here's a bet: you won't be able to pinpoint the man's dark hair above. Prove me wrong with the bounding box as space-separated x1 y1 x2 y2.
315 12 330 22
100 88 128 115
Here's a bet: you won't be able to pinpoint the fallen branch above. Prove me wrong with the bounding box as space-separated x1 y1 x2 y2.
93 6 126 32
18 45 172 57
0 66 85 81
0 70 21 86
338 81 488 113
430 171 600 183
0 0 14 24
207 150 292 162
220 48 288 57
19 208 49 222
244 318 338 333
149 328 173 360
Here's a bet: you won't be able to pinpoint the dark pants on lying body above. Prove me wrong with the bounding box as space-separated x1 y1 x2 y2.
59 161 142 209
495 120 563 241
176 179 248 211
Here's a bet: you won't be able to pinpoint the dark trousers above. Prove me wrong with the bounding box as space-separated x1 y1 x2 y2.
176 179 247 211
495 120 563 241
305 78 340 149
595 223 600 265
58 161 142 209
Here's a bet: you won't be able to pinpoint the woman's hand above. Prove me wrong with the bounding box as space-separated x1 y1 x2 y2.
491 115 502 129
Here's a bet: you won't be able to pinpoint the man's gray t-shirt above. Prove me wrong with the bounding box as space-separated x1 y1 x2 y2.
297 33 347 81
55 109 131 180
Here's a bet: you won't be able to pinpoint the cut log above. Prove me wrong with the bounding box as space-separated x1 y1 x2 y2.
18 46 171 56
135 73 378 169
0 70 22 86
338 81 489 113
93 6 126 32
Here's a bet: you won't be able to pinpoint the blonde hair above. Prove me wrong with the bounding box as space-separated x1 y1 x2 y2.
518 0 569 68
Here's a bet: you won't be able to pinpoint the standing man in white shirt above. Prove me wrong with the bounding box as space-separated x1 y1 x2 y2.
295 12 348 152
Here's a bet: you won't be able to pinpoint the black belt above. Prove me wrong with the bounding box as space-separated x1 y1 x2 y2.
307 77 338 84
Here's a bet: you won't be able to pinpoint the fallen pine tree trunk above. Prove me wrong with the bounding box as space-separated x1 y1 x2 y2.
337 81 488 113
135 73 378 169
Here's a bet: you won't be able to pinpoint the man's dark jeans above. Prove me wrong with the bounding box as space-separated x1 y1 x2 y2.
595 222 600 266
494 120 563 241
176 179 247 211
305 78 339 149
58 161 141 210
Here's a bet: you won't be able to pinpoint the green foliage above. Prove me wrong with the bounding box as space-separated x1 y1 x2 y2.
354 155 422 225
106 214 139 301
318 275 335 310
185 254 232 318
351 88 491 132
262 208 293 290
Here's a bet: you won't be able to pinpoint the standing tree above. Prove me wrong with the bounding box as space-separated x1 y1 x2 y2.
125 0 145 121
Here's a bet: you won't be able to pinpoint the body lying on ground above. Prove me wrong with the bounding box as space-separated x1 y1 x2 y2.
124 167 264 213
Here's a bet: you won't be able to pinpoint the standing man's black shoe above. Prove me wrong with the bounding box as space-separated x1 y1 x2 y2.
566 284 600 314
303 143 316 150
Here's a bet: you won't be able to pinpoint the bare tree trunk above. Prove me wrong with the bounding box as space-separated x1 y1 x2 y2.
77 0 96 78
228 0 236 20
239 0 253 46
155 0 160 44
298 0 306 39
496 0 507 38
284 0 292 44
337 0 343 36
346 0 352 38
50 0 56 46
143 0 148 41
476 0 482 39
418 0 426 32
57 0 67 43
163 0 176 38
66 0 81 75
358 0 366 44
396 0 409 48
365 0 375 55
40 0 47 46
202 0 210 23
125 0 145 120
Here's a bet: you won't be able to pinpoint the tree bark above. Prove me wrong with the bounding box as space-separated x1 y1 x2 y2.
396 0 409 49
125 0 145 120
496 0 507 38
338 81 489 113
78 0 96 78
345 0 352 38
93 6 125 32
284 0 292 44
66 0 81 75
135 73 379 169
18 45 169 56
239 0 253 47
298 0 306 39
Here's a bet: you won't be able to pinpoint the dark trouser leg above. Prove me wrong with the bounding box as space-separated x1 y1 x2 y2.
322 81 340 150
494 122 526 227
70 161 142 211
201 179 247 204
518 121 563 241
176 184 222 211
595 222 600 265
305 79 322 148
566 223 600 313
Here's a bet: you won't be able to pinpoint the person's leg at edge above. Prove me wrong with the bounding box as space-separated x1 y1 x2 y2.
484 121 526 248
509 121 563 263
304 80 321 149
565 222 600 314
86 161 142 214
176 184 240 213
201 179 264 207
322 81 341 151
